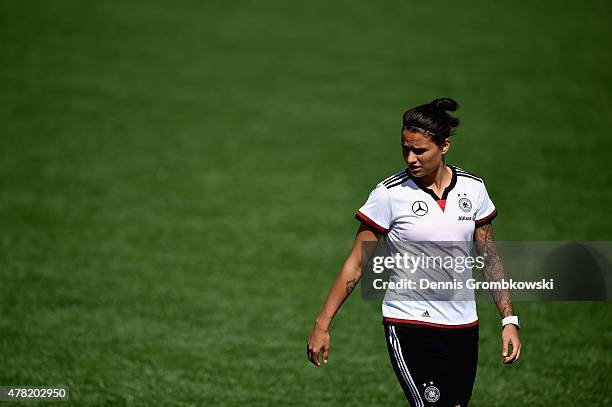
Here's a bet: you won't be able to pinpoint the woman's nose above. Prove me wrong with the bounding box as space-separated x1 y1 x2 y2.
406 151 417 164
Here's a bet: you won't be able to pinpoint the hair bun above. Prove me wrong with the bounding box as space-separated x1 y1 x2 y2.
402 97 461 140
430 98 458 112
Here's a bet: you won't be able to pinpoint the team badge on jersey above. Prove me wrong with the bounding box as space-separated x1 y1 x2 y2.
423 382 440 403
412 201 428 216
458 196 472 212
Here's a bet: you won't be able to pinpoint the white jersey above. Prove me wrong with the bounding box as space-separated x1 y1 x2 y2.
356 165 497 327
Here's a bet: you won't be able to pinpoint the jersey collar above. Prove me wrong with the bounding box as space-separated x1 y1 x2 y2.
406 164 457 201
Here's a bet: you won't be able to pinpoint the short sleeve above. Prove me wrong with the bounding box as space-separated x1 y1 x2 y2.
474 181 497 227
355 183 392 233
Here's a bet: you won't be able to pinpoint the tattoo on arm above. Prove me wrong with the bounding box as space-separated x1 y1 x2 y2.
345 278 358 296
475 224 514 318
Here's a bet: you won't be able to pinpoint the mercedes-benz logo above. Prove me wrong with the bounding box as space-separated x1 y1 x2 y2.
412 200 428 216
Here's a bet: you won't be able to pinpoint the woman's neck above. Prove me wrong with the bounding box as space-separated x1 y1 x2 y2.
420 163 451 190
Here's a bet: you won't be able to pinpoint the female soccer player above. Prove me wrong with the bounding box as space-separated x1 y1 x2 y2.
306 98 521 406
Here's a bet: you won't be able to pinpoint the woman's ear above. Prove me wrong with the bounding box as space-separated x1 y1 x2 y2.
441 138 451 155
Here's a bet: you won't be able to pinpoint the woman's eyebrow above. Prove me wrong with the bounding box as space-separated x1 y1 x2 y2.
400 143 427 148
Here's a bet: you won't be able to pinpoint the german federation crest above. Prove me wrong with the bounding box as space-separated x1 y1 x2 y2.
458 197 472 212
423 384 440 403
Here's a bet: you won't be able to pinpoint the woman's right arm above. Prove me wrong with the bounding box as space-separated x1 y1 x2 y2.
306 223 382 367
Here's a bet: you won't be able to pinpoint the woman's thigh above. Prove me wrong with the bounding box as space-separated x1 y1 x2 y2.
384 324 479 406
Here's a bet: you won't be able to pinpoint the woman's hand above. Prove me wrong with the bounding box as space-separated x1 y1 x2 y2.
307 325 330 367
501 324 521 364
306 224 380 368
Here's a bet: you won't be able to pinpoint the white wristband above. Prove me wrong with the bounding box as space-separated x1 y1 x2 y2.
502 316 520 329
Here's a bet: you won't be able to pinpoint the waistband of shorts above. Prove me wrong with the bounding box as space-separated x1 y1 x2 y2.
383 317 479 330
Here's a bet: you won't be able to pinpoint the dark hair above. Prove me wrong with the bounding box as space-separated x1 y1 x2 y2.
402 98 460 145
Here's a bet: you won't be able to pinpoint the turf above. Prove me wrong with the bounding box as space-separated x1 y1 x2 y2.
0 0 611 405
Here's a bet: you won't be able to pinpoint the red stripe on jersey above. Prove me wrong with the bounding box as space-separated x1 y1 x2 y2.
475 209 498 227
355 211 388 234
383 317 479 329
436 199 446 211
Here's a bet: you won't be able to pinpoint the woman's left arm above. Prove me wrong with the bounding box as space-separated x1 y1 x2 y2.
474 223 522 364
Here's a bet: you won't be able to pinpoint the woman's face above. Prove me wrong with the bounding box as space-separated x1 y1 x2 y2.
401 129 450 178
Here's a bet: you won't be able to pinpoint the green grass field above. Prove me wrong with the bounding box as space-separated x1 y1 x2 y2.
1 0 611 405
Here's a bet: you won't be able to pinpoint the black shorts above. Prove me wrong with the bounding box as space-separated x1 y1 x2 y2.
384 321 479 406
